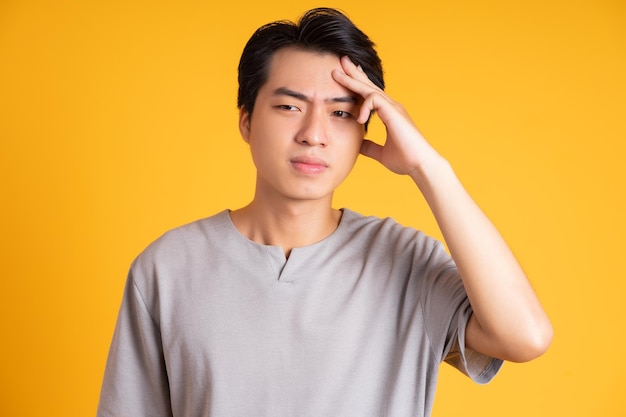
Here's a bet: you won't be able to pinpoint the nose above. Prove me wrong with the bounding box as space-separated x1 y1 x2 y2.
296 108 327 147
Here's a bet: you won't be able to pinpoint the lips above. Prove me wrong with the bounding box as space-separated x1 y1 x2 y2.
290 155 328 175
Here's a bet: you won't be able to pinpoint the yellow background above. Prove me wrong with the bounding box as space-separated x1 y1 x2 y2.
1 0 624 415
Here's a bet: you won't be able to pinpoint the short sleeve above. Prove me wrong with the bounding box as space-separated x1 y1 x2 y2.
97 268 173 417
421 242 503 384
443 300 504 384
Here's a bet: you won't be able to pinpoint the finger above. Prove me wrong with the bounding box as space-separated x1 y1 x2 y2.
341 56 379 90
332 68 370 97
360 138 383 162
332 71 383 124
358 94 376 125
332 59 391 124
333 56 381 93
340 56 370 81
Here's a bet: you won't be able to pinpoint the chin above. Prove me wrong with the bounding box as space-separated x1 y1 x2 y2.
284 188 334 202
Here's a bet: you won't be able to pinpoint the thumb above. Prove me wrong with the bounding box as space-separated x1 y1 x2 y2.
360 139 383 162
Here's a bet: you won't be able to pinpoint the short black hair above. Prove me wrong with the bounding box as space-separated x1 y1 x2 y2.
237 8 384 116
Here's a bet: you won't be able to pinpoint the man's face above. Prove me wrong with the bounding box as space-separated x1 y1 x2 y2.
239 47 365 205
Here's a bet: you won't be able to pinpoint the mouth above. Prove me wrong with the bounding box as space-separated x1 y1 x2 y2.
289 156 328 175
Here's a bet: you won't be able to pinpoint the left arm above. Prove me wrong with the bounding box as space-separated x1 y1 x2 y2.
333 57 553 362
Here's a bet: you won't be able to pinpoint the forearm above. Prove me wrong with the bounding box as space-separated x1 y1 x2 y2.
333 54 552 360
410 156 553 362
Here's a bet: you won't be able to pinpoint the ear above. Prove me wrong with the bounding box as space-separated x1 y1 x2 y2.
238 108 251 143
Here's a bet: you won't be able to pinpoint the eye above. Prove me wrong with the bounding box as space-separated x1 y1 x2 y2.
276 104 300 111
333 110 352 119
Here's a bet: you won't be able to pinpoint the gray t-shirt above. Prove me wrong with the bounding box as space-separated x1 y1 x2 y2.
98 209 502 417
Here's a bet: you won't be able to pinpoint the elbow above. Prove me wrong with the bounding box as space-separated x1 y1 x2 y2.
507 321 554 363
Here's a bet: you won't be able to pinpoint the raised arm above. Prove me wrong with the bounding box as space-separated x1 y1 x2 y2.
333 56 553 362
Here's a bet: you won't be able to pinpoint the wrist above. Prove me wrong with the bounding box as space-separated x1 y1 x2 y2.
407 154 454 191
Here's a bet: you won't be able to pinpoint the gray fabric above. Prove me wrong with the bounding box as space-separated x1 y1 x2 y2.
98 209 502 417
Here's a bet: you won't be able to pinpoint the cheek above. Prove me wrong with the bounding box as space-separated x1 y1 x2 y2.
248 139 273 168
335 135 363 171
247 130 285 172
342 127 364 155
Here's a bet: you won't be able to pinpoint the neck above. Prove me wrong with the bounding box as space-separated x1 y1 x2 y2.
230 197 341 258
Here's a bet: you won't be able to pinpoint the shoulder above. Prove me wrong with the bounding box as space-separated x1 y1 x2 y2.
132 210 231 272
339 208 441 256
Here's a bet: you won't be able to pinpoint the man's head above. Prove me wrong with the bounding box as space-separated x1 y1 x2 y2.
237 8 384 117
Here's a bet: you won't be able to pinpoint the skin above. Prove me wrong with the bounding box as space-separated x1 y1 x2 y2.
232 47 364 253
232 47 553 363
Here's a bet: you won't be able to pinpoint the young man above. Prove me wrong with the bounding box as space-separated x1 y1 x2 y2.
98 8 552 417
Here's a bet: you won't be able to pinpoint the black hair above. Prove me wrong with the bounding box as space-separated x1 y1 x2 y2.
237 8 384 116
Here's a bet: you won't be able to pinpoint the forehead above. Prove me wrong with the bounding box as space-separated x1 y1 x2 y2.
262 47 350 97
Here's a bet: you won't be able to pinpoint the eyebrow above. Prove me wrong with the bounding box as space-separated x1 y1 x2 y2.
272 87 358 104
